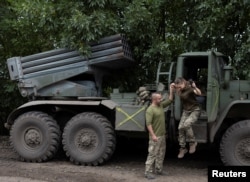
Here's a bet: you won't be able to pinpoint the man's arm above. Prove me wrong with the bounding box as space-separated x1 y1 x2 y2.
147 124 158 142
161 83 175 107
168 83 175 101
146 108 158 142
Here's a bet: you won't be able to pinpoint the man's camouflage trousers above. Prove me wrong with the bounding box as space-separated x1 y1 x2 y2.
178 108 200 148
145 135 166 174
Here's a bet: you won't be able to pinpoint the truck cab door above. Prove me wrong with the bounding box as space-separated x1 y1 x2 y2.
206 52 220 122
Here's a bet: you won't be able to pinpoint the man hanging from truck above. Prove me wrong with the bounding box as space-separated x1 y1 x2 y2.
173 77 202 159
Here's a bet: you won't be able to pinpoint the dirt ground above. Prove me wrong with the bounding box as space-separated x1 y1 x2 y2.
0 136 222 182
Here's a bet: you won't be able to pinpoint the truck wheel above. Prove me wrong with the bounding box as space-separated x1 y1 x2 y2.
10 111 61 162
62 112 116 166
220 120 250 165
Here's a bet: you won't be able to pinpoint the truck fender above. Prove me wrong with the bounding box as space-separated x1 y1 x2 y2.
5 99 117 128
209 100 250 142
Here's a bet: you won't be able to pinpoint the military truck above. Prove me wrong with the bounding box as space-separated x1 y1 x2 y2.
5 35 250 166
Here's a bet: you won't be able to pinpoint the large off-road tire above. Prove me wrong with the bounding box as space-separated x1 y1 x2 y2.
10 111 61 162
220 120 250 165
62 112 116 166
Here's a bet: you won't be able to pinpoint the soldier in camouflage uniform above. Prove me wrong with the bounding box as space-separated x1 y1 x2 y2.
144 84 174 180
174 77 202 159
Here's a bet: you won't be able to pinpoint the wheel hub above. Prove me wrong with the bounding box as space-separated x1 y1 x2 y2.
244 144 250 157
76 129 98 153
236 137 250 163
81 135 92 146
24 128 42 147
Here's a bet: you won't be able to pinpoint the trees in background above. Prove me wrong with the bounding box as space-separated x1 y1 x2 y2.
0 0 249 133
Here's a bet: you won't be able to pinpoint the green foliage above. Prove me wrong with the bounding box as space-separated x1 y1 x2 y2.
4 0 125 55
193 0 250 78
122 0 184 84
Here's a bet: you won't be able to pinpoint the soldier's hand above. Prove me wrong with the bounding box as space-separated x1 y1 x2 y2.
152 135 158 142
191 81 197 88
170 83 175 91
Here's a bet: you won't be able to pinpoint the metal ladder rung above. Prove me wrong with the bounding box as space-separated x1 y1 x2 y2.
158 72 170 75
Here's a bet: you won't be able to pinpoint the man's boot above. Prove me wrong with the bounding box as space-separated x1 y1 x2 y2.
177 148 187 159
189 142 197 154
145 172 155 180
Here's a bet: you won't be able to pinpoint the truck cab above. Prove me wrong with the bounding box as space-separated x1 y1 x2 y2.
172 52 227 142
165 51 250 165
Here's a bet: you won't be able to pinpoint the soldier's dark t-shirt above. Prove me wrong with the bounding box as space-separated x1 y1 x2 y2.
179 87 200 111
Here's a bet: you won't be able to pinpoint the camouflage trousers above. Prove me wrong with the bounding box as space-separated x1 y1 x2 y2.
178 108 200 148
145 135 166 174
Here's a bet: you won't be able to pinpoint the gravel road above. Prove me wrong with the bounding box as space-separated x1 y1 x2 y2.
0 136 222 182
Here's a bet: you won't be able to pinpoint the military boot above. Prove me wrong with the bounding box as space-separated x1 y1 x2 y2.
145 172 155 180
177 148 188 159
189 142 197 154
